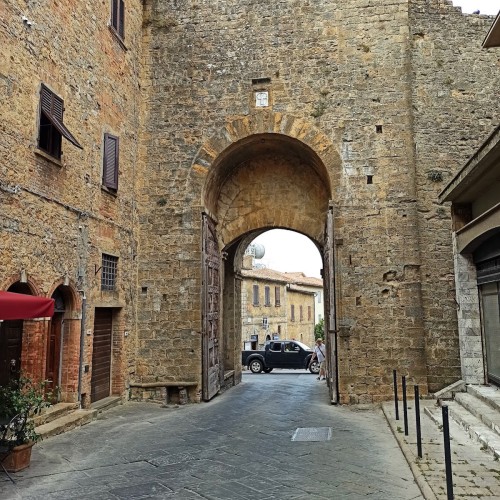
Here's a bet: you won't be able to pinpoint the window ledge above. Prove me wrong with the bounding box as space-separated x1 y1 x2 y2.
101 185 118 198
34 148 63 167
108 25 127 51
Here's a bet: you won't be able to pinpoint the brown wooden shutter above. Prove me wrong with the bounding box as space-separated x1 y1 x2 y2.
40 84 82 149
119 0 125 38
111 0 118 31
103 133 119 190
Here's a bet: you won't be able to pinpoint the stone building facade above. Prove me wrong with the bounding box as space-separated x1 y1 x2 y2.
240 263 320 350
284 272 324 327
0 0 143 405
439 14 500 389
1 1 500 406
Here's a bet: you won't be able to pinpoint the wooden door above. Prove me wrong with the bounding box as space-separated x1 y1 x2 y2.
202 214 221 401
91 308 112 403
0 321 23 386
324 203 339 404
45 312 63 399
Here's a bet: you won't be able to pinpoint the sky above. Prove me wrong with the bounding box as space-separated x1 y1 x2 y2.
452 0 499 14
251 230 323 279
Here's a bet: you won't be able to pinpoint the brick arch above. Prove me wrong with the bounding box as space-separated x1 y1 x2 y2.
47 279 81 315
192 112 340 246
2 274 42 296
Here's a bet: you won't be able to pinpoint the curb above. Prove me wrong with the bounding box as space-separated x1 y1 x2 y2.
381 404 437 500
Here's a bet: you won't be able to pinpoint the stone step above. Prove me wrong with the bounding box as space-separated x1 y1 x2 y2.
32 402 79 427
466 384 500 413
425 401 500 459
35 409 97 440
90 396 122 415
455 391 500 437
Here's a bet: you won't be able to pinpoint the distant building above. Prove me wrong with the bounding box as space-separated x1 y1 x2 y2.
284 272 324 326
240 256 322 349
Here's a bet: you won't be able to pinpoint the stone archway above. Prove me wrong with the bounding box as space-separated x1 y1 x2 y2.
195 113 341 400
47 282 80 402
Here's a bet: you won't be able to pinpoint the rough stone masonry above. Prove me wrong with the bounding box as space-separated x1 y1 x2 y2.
1 0 499 406
136 0 499 403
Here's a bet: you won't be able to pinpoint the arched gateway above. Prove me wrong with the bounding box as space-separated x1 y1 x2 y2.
193 112 341 403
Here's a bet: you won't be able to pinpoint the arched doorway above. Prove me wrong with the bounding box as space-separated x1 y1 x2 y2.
198 128 338 401
45 288 66 401
0 282 36 386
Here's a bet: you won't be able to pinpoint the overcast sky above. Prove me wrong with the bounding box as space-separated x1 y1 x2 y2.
251 230 323 279
452 0 498 14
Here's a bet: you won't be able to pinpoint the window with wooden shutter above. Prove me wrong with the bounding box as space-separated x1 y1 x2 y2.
103 133 119 191
38 84 82 158
265 286 271 306
111 0 125 39
291 304 295 322
275 286 280 307
252 285 259 306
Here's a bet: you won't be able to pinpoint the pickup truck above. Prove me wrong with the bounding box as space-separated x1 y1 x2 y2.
242 340 320 374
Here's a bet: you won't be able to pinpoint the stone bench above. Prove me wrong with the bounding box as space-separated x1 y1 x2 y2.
129 381 198 405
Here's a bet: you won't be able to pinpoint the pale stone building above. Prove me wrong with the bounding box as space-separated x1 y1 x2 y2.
241 262 319 350
1 1 500 407
284 273 324 327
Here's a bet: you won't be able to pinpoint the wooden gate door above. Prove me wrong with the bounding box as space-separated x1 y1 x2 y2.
202 214 221 401
324 203 339 404
45 312 63 400
0 321 23 386
91 308 112 403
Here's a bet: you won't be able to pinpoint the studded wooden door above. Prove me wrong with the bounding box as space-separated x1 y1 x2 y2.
0 320 23 386
202 214 221 401
324 203 339 404
91 308 112 403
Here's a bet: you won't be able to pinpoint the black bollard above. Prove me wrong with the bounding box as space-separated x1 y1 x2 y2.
402 376 408 436
442 406 454 500
414 385 422 458
393 369 399 420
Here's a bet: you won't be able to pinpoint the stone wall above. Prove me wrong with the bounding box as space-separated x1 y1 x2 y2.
3 0 499 405
139 0 425 403
409 0 500 391
287 289 316 347
0 0 143 402
241 278 288 348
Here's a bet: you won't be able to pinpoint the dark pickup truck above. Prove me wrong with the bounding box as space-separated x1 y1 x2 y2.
242 340 320 374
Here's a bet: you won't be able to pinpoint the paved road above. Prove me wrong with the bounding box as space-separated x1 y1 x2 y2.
1 371 422 499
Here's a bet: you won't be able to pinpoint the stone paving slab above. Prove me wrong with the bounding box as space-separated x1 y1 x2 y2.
1 371 423 499
382 400 500 499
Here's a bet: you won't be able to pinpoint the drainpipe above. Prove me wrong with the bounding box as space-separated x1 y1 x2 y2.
77 294 86 407
57 318 64 403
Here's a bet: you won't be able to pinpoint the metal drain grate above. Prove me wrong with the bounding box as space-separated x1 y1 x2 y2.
291 427 332 442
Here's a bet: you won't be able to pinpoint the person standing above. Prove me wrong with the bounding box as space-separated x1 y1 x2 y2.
313 338 326 381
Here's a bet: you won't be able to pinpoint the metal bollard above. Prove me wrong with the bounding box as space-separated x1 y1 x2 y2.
402 376 408 436
414 385 422 458
393 369 399 420
442 405 454 500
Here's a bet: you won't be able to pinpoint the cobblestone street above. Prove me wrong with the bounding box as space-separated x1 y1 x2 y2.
1 371 421 499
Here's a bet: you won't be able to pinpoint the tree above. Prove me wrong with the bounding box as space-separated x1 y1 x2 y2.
314 318 324 340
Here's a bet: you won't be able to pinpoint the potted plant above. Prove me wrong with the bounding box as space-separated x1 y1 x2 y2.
0 377 51 472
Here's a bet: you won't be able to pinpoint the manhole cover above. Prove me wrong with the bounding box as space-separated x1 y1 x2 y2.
291 427 332 442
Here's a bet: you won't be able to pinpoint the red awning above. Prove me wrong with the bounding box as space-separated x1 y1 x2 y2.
0 291 55 320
